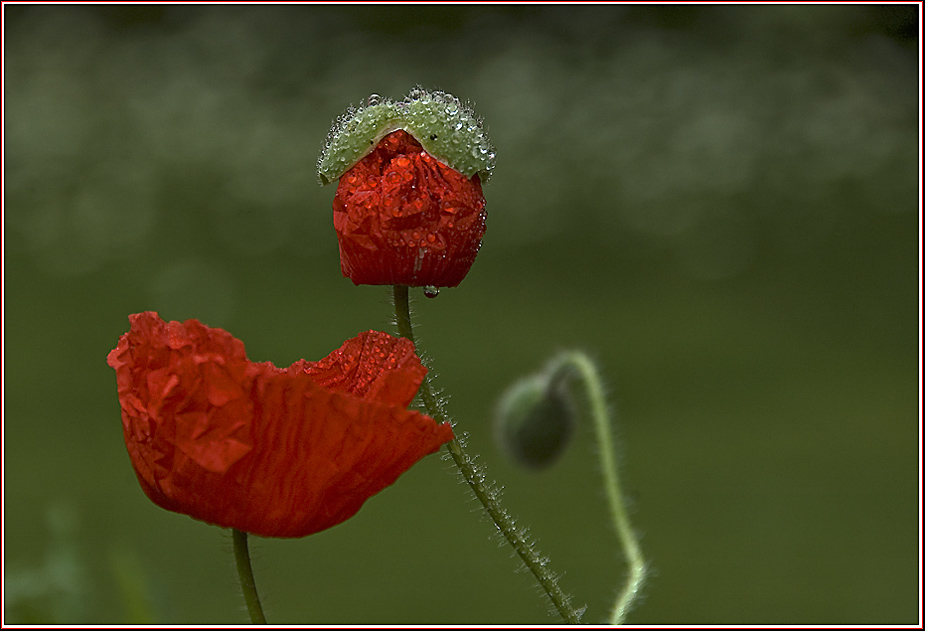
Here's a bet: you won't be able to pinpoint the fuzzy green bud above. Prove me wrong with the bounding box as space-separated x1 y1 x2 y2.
496 370 577 470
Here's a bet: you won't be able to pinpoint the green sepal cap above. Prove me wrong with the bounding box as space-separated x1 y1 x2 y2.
317 86 496 185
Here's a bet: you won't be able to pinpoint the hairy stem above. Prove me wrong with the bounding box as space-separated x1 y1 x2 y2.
232 529 267 624
392 285 582 624
556 352 647 625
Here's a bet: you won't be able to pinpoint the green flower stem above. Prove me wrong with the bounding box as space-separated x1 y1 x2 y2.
232 529 267 624
555 352 647 625
392 285 582 625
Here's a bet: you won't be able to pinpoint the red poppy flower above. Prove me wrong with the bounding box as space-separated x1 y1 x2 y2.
106 311 453 538
333 129 487 288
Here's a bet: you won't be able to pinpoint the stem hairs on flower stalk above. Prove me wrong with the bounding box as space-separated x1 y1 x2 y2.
496 351 648 624
392 285 585 624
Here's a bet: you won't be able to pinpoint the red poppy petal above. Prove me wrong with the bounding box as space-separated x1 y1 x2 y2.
300 330 427 407
108 312 453 538
109 313 255 492
223 365 453 537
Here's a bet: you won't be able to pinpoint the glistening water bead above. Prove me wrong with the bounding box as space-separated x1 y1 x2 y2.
423 286 440 298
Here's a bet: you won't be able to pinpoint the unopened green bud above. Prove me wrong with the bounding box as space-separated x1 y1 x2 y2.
496 371 577 470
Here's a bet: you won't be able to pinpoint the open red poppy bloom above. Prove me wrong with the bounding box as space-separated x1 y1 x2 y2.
107 311 453 538
333 130 487 288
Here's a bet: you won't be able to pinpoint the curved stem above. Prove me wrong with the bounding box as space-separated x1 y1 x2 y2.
392 285 582 625
232 529 267 624
557 352 646 625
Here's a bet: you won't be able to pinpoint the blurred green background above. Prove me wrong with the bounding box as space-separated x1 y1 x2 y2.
3 4 919 624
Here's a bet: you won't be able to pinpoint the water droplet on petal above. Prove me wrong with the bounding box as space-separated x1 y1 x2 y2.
367 93 381 106
423 286 440 298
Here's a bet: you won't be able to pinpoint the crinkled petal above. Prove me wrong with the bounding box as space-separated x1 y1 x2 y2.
333 130 486 287
107 312 453 538
227 362 452 537
300 330 427 407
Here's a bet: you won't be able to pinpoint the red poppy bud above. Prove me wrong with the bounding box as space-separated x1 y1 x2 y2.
319 87 495 289
333 130 486 287
107 312 453 538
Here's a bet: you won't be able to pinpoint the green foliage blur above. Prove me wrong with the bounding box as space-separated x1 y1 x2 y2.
3 4 919 624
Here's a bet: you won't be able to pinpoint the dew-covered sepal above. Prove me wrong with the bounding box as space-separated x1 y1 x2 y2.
318 87 496 185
